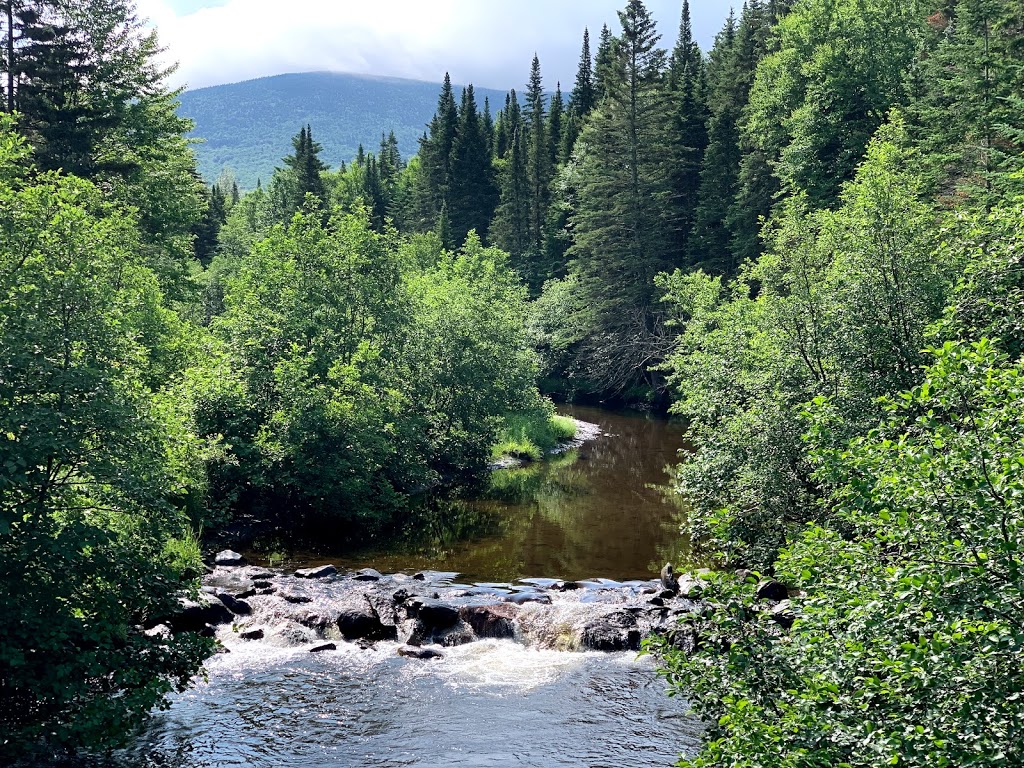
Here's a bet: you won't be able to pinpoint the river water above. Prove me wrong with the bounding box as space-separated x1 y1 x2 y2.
63 406 703 768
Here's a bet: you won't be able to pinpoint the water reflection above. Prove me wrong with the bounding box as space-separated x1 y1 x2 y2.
257 405 695 582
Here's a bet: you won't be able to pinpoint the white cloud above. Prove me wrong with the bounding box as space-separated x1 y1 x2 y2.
137 0 735 92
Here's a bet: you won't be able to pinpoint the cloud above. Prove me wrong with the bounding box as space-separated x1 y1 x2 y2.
137 0 735 92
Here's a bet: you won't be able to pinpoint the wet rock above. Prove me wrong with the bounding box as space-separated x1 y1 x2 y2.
265 622 316 647
205 573 255 598
253 580 274 589
295 565 338 579
416 599 460 630
506 591 552 606
353 568 383 582
295 609 335 634
756 580 788 602
169 594 233 633
412 572 426 581
659 589 677 600
518 578 560 589
581 611 641 652
648 597 665 607
282 593 312 604
660 563 680 594
337 608 396 642
309 643 337 653
391 589 411 604
215 550 246 567
771 600 796 629
249 571 276 580
216 593 253 616
398 645 443 660
240 627 264 641
459 604 519 639
434 622 476 647
554 581 581 591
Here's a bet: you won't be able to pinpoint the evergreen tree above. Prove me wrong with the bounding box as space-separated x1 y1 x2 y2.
566 0 674 394
491 96 531 274
548 83 564 167
525 55 551 256
415 72 459 231
593 23 617 102
562 28 596 159
282 124 328 215
449 84 498 245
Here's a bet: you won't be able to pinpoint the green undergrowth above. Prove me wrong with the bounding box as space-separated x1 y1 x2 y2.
491 411 578 462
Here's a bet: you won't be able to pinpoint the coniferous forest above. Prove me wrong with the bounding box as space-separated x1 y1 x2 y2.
3 0 1024 764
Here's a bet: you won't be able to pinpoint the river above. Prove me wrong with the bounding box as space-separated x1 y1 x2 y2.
62 406 703 768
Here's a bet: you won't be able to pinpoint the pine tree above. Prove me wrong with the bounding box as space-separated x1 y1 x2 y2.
449 84 498 245
491 94 531 275
593 24 617 102
281 124 328 218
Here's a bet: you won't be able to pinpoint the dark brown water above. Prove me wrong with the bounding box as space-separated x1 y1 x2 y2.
255 405 694 583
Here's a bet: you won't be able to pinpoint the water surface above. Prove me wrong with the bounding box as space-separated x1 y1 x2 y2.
255 405 693 583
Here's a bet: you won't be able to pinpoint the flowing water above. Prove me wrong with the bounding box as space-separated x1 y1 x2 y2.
59 406 703 768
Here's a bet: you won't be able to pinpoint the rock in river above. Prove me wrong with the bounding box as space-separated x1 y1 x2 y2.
415 599 460 631
398 645 444 660
295 565 338 579
214 550 246 567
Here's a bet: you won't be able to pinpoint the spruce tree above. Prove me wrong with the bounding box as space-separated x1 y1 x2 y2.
491 92 531 275
449 84 498 245
562 28 596 159
525 55 551 256
548 83 565 167
567 0 674 394
593 24 617 102
415 72 459 231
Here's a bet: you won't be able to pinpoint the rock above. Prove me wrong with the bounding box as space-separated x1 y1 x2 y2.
309 643 337 653
216 593 253 616
205 573 255 598
168 594 233 633
554 581 581 591
415 599 460 631
582 621 642 652
398 645 443 660
505 591 552 606
295 565 338 579
771 600 796 629
648 597 665 607
240 627 264 640
676 575 706 599
337 608 396 642
353 568 383 582
392 589 411 604
282 593 312 604
412 572 426 581
459 604 519 639
660 563 680 594
659 589 677 600
253 580 274 589
214 550 246 567
265 622 316 647
756 580 789 602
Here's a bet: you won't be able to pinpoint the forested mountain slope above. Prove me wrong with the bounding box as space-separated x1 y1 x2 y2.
178 72 508 187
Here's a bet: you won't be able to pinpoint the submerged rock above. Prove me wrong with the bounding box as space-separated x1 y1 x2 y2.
309 643 337 653
240 627 265 641
398 645 444 660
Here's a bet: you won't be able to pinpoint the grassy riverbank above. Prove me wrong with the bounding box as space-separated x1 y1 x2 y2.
491 411 578 462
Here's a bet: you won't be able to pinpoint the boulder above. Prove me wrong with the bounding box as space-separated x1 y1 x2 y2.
459 604 519 639
168 594 233 633
337 608 396 642
216 593 253 616
214 550 246 567
554 581 581 591
756 580 789 602
771 600 796 629
240 627 264 641
309 643 337 653
660 563 680 594
281 593 313 604
398 645 444 660
295 565 338 579
415 599 460 631
581 611 641 652
353 568 383 582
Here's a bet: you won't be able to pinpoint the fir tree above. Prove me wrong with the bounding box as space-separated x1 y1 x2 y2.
548 83 565 167
562 28 596 159
525 55 551 256
415 72 459 231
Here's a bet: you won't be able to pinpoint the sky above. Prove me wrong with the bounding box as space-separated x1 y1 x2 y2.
135 0 736 93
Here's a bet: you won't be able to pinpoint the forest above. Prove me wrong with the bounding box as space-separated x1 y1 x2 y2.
2 0 1024 765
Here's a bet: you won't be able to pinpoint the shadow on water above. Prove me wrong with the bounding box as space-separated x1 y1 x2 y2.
251 405 696 582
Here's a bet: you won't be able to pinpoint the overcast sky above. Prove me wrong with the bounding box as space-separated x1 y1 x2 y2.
135 0 736 92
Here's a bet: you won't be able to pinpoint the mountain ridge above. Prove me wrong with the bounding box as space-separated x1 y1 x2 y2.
178 71 510 189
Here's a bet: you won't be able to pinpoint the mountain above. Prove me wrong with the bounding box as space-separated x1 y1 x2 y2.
177 72 509 190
